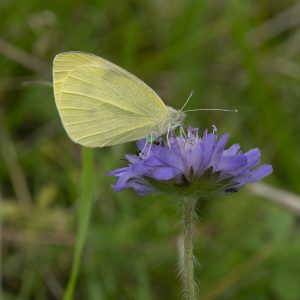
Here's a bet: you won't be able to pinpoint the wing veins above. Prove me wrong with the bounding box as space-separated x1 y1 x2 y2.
64 115 150 126
85 65 151 116
60 90 146 117
75 122 153 142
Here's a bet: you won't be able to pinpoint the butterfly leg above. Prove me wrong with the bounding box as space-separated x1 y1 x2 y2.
180 123 188 140
146 131 156 158
140 129 160 157
167 123 184 149
166 123 172 149
179 124 189 150
145 130 163 158
140 139 149 157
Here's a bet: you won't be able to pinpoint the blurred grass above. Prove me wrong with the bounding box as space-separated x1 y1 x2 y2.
1 0 300 299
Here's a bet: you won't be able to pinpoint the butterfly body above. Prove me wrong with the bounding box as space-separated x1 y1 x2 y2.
53 51 185 147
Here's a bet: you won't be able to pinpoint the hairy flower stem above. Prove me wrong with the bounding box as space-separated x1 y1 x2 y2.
182 196 197 300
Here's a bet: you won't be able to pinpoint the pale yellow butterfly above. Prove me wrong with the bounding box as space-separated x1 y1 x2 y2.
53 51 186 147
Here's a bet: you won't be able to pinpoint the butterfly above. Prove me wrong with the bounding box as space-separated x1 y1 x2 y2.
53 51 186 147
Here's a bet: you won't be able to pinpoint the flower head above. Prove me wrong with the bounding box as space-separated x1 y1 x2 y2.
108 127 272 197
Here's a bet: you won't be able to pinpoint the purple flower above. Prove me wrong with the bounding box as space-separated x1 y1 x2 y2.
108 127 273 197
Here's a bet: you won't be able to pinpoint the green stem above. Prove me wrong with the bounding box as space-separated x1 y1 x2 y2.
183 196 197 300
63 148 95 300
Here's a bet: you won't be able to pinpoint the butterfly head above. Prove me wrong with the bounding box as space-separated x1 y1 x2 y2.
167 106 186 128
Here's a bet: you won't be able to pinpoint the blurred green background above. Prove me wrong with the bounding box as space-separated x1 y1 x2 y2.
1 0 300 299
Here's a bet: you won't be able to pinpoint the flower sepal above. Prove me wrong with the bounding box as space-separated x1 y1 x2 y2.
145 166 234 199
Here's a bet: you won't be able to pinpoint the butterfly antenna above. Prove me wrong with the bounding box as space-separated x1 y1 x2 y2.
180 90 194 110
184 108 238 113
21 80 53 88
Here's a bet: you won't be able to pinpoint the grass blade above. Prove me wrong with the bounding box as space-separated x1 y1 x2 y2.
63 148 95 300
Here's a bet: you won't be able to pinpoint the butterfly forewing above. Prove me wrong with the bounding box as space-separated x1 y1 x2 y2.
53 52 169 147
53 52 99 109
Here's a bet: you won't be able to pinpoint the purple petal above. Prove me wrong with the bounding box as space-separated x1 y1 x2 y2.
113 172 137 190
137 140 146 151
152 167 182 180
216 154 248 175
158 144 186 172
136 140 162 158
199 133 217 172
187 143 202 177
133 184 155 195
107 167 130 176
223 144 240 156
112 179 154 195
235 164 273 183
127 180 155 195
131 161 152 175
125 154 140 164
211 133 229 166
144 156 165 167
244 148 261 169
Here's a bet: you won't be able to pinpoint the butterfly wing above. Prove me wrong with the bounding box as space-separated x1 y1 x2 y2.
53 52 169 147
53 52 99 109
